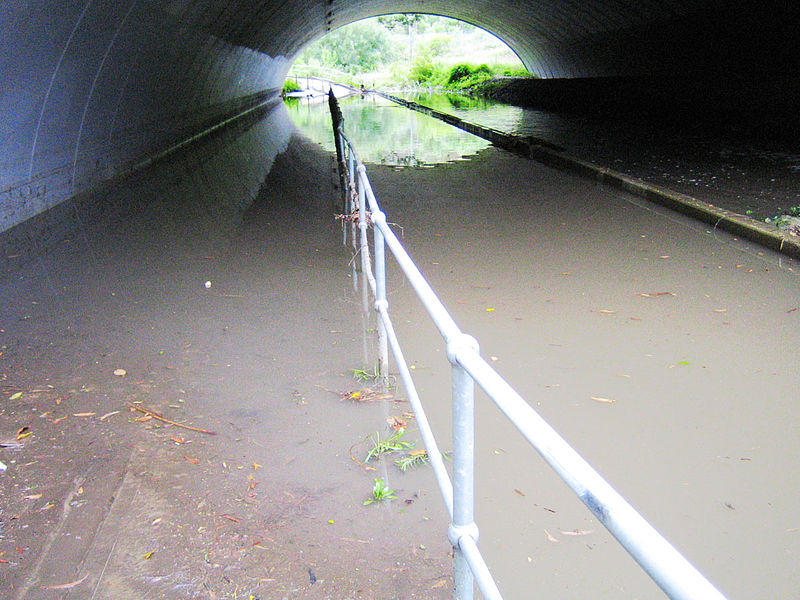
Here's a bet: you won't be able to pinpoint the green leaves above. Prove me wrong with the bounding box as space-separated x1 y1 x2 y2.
364 478 397 505
365 428 414 462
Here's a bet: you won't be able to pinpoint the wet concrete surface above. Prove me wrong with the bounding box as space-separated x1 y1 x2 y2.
1 102 799 599
530 113 800 223
0 121 452 598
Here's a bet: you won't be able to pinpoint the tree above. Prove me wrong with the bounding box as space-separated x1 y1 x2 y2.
298 21 396 74
378 14 424 60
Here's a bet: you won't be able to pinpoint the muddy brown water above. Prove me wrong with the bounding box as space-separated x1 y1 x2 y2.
363 147 800 599
1 102 799 598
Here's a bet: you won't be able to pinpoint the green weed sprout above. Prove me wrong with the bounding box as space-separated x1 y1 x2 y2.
365 428 415 462
364 478 397 505
394 449 429 472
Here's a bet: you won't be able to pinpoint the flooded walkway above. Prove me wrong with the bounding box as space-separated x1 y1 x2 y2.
364 146 800 599
1 101 799 598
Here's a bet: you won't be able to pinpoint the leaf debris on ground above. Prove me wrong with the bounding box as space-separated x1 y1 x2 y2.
590 396 616 404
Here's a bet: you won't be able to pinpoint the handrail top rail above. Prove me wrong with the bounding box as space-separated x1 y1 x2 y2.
332 102 728 600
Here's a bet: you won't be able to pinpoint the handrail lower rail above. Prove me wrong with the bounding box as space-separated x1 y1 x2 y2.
327 89 728 600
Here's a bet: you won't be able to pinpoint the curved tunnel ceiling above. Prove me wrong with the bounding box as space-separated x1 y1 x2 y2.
1 0 797 236
200 0 795 79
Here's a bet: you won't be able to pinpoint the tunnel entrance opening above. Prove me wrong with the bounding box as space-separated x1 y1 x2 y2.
285 14 525 93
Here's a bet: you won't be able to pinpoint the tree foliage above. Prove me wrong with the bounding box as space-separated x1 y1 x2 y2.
296 21 396 74
291 14 527 86
377 14 424 31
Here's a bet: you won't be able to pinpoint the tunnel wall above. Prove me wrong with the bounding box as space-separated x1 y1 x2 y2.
0 0 288 235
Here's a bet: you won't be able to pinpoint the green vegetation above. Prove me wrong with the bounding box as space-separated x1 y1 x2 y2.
282 79 301 95
411 61 529 89
364 428 414 462
290 14 531 90
351 365 381 382
363 478 397 504
394 449 429 471
302 20 398 76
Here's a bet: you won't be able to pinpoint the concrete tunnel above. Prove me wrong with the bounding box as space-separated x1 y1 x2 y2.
2 3 800 597
1 0 799 259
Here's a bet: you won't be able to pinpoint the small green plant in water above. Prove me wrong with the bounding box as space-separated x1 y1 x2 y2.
351 365 380 382
364 477 397 505
394 449 429 471
365 428 414 462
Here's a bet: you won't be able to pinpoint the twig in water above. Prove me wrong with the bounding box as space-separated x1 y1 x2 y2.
350 436 377 471
126 403 216 435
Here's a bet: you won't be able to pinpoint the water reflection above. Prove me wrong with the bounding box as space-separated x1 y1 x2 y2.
285 94 490 167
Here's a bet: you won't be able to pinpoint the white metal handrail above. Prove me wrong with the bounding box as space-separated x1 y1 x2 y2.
329 92 729 600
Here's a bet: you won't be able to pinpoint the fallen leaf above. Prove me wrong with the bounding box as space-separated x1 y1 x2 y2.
598 309 616 314
170 437 187 445
545 530 559 543
591 396 616 404
24 494 42 500
252 462 262 470
142 551 154 559
184 455 200 464
637 292 676 297
559 529 594 536
514 488 526 497
98 411 118 420
387 415 406 431
73 412 96 417
9 392 22 400
113 369 127 377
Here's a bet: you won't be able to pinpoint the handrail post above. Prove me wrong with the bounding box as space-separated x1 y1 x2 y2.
448 335 480 600
348 149 359 254
372 211 389 378
328 89 348 214
341 134 349 245
357 166 370 310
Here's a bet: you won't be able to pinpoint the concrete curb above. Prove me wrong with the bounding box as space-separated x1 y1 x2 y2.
379 92 800 261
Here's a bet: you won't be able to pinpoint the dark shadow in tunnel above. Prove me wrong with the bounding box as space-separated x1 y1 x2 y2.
0 101 295 282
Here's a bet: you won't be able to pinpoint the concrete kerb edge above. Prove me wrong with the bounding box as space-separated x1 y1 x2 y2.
535 146 800 260
378 92 800 262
